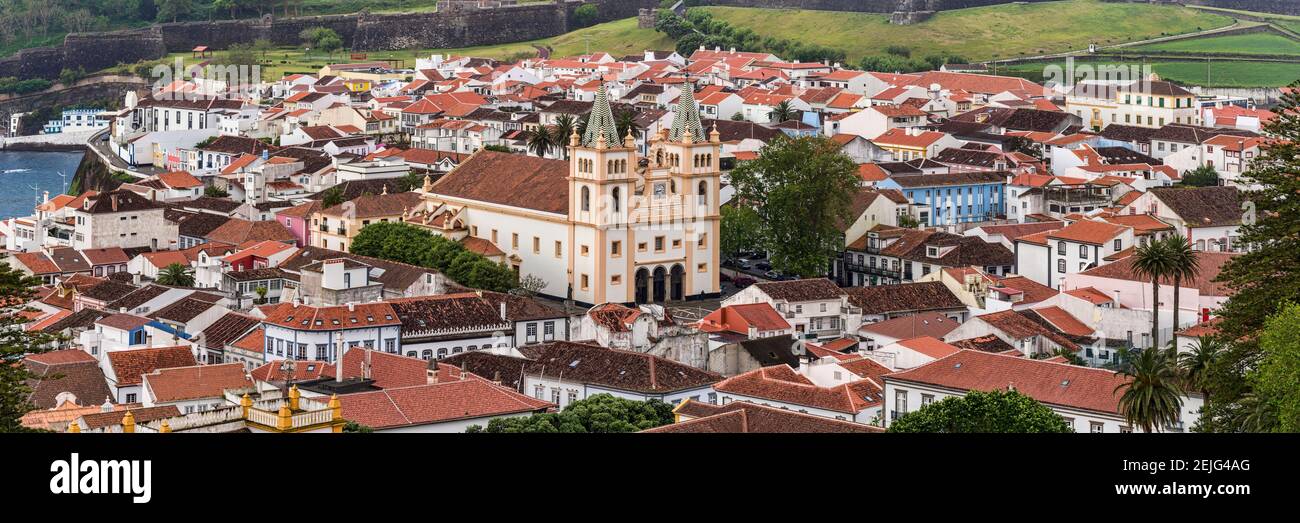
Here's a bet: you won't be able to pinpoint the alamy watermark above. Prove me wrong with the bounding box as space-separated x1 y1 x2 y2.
150 58 263 101
49 453 152 504
1042 58 1156 99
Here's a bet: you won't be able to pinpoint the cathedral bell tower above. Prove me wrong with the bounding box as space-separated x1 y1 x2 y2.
569 84 637 228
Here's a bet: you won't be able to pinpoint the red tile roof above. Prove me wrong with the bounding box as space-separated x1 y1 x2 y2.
107 346 197 387
886 350 1130 414
697 303 791 335
712 365 880 415
1047 220 1127 245
338 374 553 429
143 363 252 402
895 336 960 359
262 302 401 331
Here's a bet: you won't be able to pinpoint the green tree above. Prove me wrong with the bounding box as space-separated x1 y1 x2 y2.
1196 85 1300 431
1181 165 1220 187
156 263 195 286
343 421 374 433
1179 335 1223 430
1252 302 1300 432
727 135 859 278
552 114 576 159
1131 239 1175 348
528 126 554 158
720 204 762 258
573 3 598 28
0 263 59 432
204 184 229 198
320 186 344 208
253 286 268 305
473 394 675 433
1114 346 1184 433
767 100 794 123
1163 234 1200 333
888 389 1071 433
349 221 434 266
614 109 639 142
156 0 194 22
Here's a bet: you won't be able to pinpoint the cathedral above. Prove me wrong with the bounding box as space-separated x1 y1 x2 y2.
410 82 723 306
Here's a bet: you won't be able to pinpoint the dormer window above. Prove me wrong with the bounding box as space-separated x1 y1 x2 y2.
926 246 939 258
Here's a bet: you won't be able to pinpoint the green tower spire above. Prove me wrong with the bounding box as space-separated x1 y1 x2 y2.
582 83 622 148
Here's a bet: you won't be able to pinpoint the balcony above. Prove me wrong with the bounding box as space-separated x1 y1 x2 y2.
845 262 900 278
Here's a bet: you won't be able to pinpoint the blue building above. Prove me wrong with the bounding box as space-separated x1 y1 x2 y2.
877 171 1008 226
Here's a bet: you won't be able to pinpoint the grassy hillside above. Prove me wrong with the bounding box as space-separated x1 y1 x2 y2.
699 0 1232 62
133 17 671 79
1131 32 1300 56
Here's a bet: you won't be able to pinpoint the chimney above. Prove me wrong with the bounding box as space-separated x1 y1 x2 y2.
335 334 344 383
492 370 501 385
118 307 126 314
499 301 507 321
364 349 372 380
347 302 355 312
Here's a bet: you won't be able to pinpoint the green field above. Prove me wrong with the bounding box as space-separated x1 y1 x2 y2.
1000 59 1300 88
699 0 1232 62
125 16 672 79
1132 32 1300 56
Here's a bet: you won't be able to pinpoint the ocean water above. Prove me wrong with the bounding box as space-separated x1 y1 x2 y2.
0 151 83 220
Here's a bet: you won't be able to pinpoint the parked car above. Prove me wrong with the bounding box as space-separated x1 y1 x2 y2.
720 272 733 283
764 270 783 280
735 259 753 270
755 262 772 271
733 276 756 289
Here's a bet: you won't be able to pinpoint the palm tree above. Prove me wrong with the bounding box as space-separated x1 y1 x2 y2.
1131 239 1175 348
1178 335 1223 429
156 263 195 287
1115 346 1185 433
552 114 576 158
528 126 554 158
615 109 640 142
1162 234 1200 331
768 100 794 123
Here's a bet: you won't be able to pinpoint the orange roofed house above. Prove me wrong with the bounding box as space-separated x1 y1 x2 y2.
883 349 1203 432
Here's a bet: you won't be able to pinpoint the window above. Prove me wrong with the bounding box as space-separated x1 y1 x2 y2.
1057 259 1066 273
894 390 908 418
611 274 621 285
611 241 621 256
552 388 562 404
126 393 137 403
708 392 718 404
1079 244 1088 258
672 239 681 249
544 322 555 340
637 242 647 252
1114 239 1122 251
491 229 498 244
697 233 707 248
580 274 589 290
654 236 665 251
580 245 589 256
697 263 707 273
581 186 590 211
1090 421 1105 433
567 390 578 405
534 385 544 399
533 237 540 253
512 233 519 249
554 241 562 258
1063 417 1074 430
921 394 934 407
1057 242 1066 255
526 323 538 341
